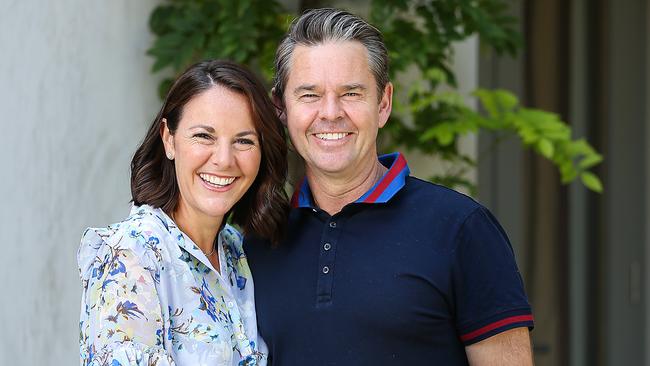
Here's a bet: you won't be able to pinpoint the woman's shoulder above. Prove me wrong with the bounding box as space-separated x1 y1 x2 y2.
220 224 254 291
220 224 245 256
77 205 174 281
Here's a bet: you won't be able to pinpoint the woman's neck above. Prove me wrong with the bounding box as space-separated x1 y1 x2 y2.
171 205 222 257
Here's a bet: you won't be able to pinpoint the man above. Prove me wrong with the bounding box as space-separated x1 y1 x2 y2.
245 8 534 365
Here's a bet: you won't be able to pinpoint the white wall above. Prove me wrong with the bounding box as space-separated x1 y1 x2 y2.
0 0 162 363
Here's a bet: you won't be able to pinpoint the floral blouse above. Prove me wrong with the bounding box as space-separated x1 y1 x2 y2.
77 205 267 366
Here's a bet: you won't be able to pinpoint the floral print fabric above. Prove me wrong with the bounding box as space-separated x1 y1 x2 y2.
78 205 267 366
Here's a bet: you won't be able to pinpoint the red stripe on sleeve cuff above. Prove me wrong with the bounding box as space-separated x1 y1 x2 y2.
460 314 534 343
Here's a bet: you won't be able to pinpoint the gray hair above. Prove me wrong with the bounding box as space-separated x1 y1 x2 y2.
272 8 389 102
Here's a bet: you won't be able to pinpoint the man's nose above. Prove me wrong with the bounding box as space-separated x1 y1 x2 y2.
319 93 344 121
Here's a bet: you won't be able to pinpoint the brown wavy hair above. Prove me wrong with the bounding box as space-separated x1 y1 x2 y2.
131 60 289 244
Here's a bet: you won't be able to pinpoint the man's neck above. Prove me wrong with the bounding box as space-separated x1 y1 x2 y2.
307 159 388 215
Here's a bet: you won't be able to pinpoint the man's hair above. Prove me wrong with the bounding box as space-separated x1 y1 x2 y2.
272 8 389 102
131 60 289 245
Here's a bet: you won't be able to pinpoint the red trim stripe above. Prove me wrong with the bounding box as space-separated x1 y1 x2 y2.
290 177 305 208
362 154 407 203
460 314 534 342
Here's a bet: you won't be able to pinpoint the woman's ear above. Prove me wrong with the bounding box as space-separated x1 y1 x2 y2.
160 118 175 160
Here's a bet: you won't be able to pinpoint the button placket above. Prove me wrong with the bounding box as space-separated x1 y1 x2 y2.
315 217 342 305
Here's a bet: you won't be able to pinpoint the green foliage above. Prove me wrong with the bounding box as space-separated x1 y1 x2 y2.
369 0 602 193
474 89 602 190
146 0 603 194
147 0 290 97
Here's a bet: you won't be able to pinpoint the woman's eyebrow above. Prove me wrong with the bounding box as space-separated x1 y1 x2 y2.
189 124 216 133
235 130 258 137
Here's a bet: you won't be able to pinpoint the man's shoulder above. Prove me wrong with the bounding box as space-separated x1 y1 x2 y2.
399 175 482 216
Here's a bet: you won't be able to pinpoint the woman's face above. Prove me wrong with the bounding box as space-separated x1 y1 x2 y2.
162 85 261 223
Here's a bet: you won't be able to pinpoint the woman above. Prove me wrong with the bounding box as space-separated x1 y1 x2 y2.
77 60 288 366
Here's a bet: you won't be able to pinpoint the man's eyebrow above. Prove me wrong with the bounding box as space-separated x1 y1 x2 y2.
341 83 367 91
293 84 318 95
189 124 215 133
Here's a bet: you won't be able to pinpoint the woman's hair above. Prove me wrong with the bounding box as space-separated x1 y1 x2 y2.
131 60 289 244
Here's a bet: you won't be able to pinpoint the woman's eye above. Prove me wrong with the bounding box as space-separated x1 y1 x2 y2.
234 138 256 151
193 133 212 140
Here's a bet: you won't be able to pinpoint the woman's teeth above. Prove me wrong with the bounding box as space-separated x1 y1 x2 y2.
199 174 235 187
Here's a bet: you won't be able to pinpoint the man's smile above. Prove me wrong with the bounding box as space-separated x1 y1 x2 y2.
313 132 351 140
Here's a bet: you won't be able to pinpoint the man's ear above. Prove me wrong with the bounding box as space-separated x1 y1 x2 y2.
271 88 287 126
377 82 393 129
159 118 175 160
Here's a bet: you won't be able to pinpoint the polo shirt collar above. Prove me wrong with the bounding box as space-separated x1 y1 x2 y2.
291 152 410 208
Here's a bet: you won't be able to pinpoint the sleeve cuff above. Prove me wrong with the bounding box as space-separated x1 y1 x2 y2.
459 309 534 345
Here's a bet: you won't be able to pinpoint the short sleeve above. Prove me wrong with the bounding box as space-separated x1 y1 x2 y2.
79 240 174 365
451 207 534 345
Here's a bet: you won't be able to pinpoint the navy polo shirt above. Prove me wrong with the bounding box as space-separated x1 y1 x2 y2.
245 153 533 365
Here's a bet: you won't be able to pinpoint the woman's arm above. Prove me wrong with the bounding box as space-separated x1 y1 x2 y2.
80 244 174 366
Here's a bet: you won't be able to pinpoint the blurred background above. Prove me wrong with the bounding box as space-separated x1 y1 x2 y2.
0 0 647 365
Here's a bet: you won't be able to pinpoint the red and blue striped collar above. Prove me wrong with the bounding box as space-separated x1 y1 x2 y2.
291 152 410 208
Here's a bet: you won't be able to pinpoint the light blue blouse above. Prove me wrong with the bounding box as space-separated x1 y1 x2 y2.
78 205 267 365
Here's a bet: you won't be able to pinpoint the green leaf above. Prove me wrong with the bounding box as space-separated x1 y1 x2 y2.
424 67 447 84
537 139 554 158
493 89 518 111
151 55 173 73
518 127 538 145
580 172 604 193
559 161 577 183
474 89 499 118
578 153 604 169
149 5 175 35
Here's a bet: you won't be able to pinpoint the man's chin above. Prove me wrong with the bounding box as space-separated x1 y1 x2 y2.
306 159 353 176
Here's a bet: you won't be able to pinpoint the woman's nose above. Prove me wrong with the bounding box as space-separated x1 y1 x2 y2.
210 141 234 168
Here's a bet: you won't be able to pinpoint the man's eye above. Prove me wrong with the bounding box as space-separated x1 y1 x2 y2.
300 94 318 100
343 92 361 97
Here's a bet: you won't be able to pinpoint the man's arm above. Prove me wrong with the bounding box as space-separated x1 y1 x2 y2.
465 327 533 366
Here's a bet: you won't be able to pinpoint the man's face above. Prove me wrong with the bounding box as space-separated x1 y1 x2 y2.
281 41 392 177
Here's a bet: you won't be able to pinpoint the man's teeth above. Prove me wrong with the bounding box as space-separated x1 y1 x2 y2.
200 174 236 186
315 132 348 140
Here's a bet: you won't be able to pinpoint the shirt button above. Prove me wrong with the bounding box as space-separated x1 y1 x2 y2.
323 243 331 251
237 333 245 340
227 301 234 308
322 266 330 274
329 222 337 228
